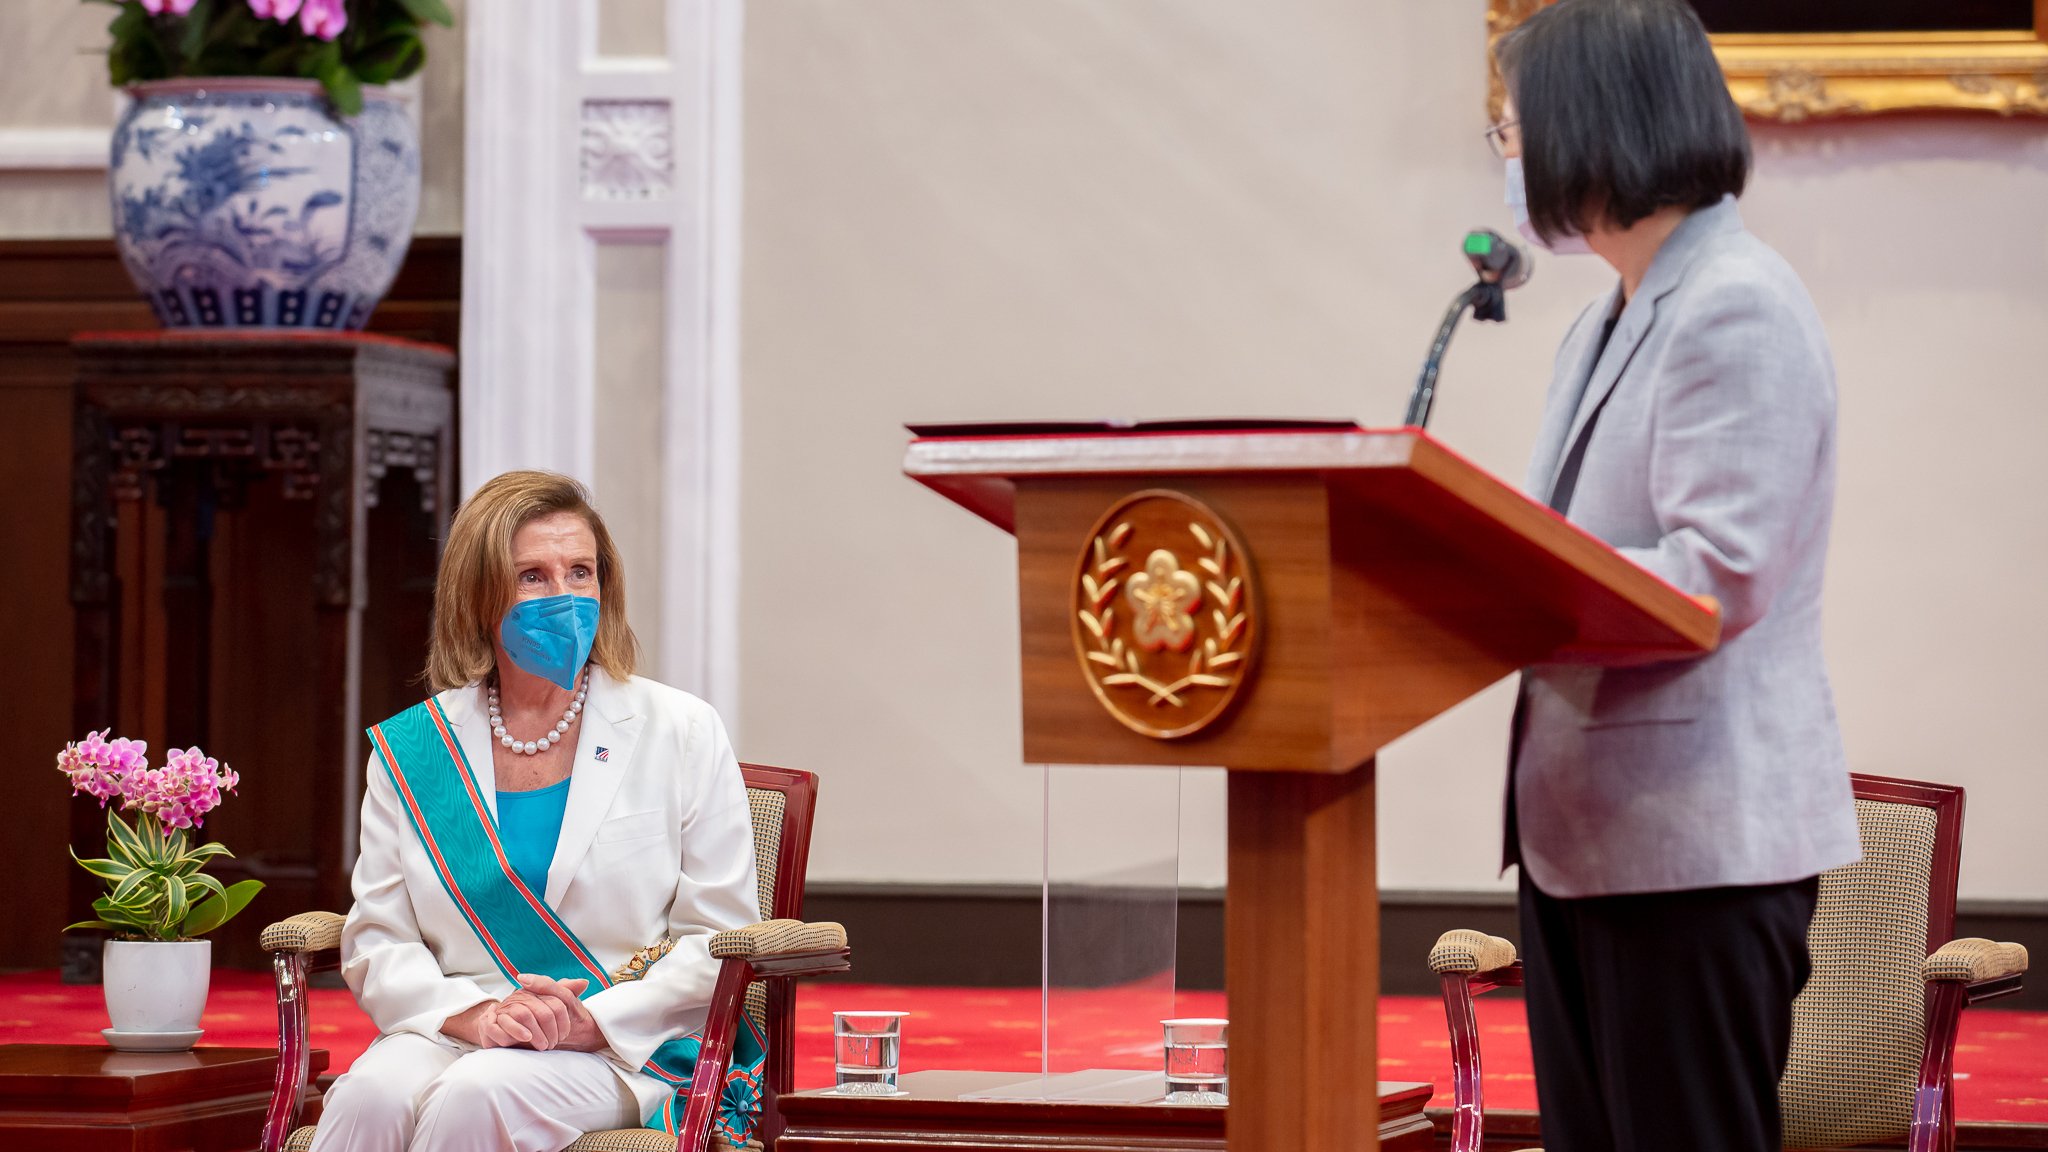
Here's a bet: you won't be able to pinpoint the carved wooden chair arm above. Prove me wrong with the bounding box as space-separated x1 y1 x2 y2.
1429 929 1519 977
709 919 848 965
1923 937 2028 985
1433 929 1524 1152
260 911 347 955
261 912 348 1151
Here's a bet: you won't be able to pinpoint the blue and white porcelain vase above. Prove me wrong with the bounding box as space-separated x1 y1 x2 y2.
109 78 420 330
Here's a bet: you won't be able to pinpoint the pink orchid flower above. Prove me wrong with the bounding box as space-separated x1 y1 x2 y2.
245 0 304 20
297 0 348 40
134 747 239 830
56 729 147 807
141 0 201 14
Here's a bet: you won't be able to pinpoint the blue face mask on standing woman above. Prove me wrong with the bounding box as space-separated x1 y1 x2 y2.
500 593 600 690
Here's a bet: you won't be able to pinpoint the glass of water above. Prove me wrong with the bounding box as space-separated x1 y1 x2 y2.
833 1011 907 1095
1161 1017 1228 1103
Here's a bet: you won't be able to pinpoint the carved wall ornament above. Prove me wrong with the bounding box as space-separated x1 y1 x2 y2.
1486 4 2048 121
1949 70 2048 114
104 421 326 502
1750 67 1864 122
364 428 442 513
1071 490 1259 741
580 99 675 201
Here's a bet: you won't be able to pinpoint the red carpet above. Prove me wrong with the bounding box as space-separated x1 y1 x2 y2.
4 971 2046 1123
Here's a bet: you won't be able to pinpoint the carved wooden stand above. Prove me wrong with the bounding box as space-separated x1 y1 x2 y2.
0 1044 328 1150
66 331 455 977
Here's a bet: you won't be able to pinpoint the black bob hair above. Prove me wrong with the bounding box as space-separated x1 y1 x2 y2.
1496 0 1750 242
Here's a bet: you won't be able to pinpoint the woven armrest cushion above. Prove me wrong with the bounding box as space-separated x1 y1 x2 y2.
562 1130 758 1151
1924 937 2029 983
304 1124 756 1150
260 911 346 954
1428 928 1517 975
563 1131 676 1151
708 919 847 960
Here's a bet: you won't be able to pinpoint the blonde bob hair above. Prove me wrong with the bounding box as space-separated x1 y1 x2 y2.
425 470 639 693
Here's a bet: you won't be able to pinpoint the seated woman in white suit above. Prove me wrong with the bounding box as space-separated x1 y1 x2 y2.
310 470 761 1152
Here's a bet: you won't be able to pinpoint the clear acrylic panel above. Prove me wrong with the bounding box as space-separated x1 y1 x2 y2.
1043 764 1183 1078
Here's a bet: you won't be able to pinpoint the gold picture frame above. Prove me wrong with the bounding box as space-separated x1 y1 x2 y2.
1487 0 2048 121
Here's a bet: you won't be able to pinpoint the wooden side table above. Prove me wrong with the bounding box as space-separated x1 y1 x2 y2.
67 331 455 975
0 1045 327 1151
776 1070 1435 1152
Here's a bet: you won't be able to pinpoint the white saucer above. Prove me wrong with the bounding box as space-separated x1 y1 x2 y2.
102 1028 203 1052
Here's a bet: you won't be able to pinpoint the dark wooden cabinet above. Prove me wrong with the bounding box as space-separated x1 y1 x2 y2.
66 332 455 975
0 239 459 974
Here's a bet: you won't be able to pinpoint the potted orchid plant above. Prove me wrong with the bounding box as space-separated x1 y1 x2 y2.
60 730 264 1050
94 0 455 329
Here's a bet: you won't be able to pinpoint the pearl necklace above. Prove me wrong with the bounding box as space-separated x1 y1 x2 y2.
488 673 589 756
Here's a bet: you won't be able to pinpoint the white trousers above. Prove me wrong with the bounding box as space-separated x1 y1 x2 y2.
308 1032 644 1152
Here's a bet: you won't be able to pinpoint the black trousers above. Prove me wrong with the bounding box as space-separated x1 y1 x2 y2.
1518 873 1819 1152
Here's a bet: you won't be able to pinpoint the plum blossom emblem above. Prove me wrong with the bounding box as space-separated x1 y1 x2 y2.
1073 491 1258 740
1126 550 1201 652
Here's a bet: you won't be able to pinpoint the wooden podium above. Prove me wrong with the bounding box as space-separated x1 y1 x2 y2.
904 426 1719 1151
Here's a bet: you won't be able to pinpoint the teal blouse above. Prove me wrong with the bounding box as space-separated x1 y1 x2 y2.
497 775 572 894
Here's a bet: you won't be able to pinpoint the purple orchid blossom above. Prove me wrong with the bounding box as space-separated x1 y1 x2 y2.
297 0 348 39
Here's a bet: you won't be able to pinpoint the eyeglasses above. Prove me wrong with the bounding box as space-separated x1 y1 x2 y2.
1484 119 1520 159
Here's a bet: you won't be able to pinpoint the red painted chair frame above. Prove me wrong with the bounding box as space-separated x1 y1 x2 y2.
259 762 847 1152
1438 773 2025 1152
707 763 852 1151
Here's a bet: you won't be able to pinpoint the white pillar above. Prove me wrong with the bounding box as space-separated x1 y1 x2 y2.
462 0 745 717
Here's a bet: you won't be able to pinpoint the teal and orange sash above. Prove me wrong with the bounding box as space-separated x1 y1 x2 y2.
369 699 767 1144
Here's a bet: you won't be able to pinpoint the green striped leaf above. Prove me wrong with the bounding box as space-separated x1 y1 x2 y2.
162 873 188 928
91 897 151 931
105 811 147 867
181 879 264 938
174 842 232 876
109 867 154 907
183 871 226 905
70 851 136 884
137 815 176 867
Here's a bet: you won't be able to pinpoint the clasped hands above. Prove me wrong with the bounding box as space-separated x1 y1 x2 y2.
446 973 604 1052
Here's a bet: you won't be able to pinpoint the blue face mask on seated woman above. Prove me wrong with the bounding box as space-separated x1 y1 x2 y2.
500 593 600 690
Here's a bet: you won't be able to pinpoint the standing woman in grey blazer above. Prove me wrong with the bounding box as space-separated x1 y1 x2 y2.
1491 2 1861 1149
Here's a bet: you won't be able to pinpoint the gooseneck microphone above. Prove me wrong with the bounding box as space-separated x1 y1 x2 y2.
1401 229 1532 429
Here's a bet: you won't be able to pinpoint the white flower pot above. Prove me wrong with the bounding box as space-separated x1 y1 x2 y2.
103 939 211 1036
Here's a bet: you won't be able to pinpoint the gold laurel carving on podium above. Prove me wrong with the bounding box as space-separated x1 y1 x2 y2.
1072 490 1258 740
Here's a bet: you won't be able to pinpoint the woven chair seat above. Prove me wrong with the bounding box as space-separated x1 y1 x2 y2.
285 1125 760 1150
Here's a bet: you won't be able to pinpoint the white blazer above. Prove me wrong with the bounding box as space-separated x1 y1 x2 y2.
339 669 761 1114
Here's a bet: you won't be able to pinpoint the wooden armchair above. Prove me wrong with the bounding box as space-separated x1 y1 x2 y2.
1430 773 2028 1152
256 763 851 1152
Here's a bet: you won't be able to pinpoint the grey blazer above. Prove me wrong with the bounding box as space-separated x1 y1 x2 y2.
1509 196 1861 899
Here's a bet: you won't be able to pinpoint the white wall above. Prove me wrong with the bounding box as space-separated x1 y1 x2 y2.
738 0 2048 902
